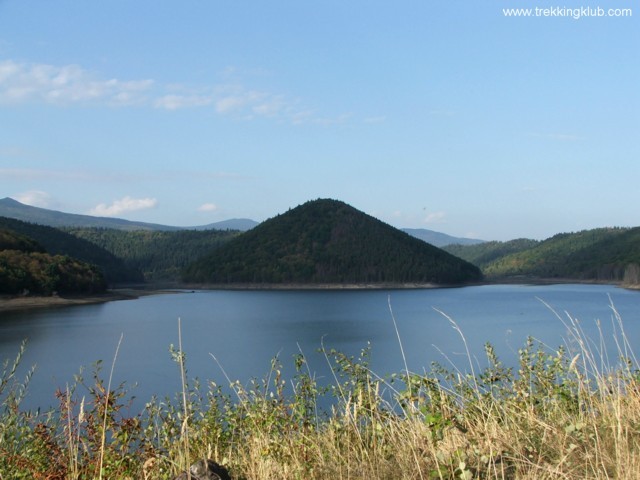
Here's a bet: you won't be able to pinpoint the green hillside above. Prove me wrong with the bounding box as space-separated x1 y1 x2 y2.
443 238 540 269
66 228 240 282
0 228 107 295
183 199 483 285
0 217 143 284
484 227 640 282
446 227 640 285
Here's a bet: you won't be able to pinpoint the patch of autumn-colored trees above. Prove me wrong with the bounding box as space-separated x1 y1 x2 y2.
0 227 107 295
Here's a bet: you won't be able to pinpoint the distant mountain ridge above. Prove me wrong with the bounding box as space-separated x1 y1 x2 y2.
0 197 180 231
194 218 259 231
402 228 484 247
0 197 256 231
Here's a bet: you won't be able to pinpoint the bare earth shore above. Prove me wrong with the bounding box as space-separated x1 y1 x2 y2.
0 289 168 313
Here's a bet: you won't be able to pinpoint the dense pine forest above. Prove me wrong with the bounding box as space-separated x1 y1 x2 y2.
66 228 240 282
183 199 483 285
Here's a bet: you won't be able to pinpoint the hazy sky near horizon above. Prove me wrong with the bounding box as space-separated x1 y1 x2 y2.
0 1 638 241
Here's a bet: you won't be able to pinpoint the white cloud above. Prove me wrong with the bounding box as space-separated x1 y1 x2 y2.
0 60 153 106
214 88 268 116
154 94 212 110
290 110 314 124
89 196 158 217
214 95 243 114
211 85 350 125
198 203 218 212
252 95 287 117
13 190 52 208
0 59 357 125
424 211 446 224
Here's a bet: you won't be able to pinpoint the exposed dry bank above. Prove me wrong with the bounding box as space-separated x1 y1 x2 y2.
2 307 640 479
0 292 132 312
0 288 176 313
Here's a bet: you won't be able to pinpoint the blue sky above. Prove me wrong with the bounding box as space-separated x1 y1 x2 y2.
0 0 638 241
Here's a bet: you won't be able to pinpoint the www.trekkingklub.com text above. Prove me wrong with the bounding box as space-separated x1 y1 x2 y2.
502 6 632 19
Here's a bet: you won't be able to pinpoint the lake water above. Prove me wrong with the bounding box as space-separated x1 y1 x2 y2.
2 284 640 411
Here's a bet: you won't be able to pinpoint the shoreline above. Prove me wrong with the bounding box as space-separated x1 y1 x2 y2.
0 288 174 313
0 283 456 312
181 282 444 291
1 279 636 313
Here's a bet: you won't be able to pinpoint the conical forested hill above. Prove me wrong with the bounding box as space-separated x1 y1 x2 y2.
183 199 482 285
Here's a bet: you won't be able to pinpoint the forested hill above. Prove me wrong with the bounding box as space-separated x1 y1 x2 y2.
443 239 540 269
183 199 483 285
0 217 143 284
0 226 107 295
443 227 640 285
66 228 240 282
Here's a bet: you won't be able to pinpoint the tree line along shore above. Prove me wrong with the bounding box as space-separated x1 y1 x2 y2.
2 199 640 306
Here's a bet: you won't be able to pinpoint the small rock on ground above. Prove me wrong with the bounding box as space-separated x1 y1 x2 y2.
173 459 231 480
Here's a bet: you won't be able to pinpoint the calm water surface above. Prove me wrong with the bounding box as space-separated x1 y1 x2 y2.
1 284 640 411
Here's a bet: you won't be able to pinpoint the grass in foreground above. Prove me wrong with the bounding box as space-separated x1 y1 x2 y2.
2 306 640 479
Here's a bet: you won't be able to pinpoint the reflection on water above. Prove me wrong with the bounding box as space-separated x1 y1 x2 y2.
1 284 639 411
